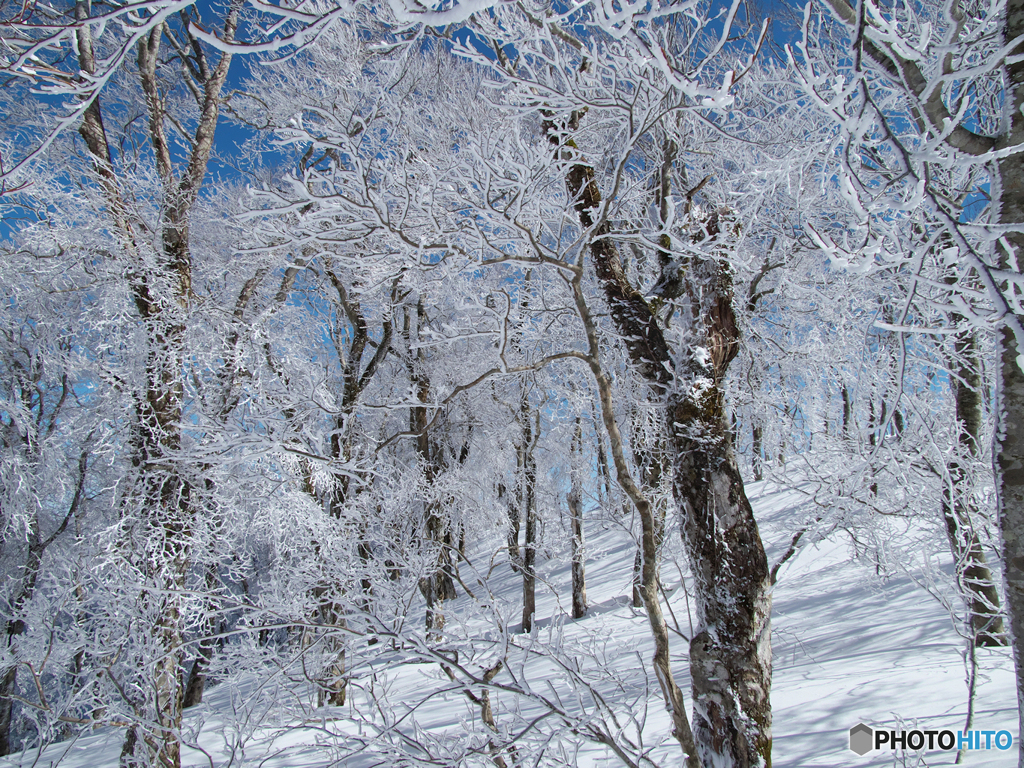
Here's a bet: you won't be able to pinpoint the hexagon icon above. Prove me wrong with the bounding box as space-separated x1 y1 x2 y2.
849 723 873 755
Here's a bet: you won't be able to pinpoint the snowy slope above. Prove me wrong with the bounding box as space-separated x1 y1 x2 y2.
0 479 1015 768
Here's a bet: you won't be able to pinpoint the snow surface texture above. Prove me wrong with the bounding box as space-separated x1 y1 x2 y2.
1 480 1015 767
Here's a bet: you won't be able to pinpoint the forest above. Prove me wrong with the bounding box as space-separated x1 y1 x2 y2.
0 0 1021 766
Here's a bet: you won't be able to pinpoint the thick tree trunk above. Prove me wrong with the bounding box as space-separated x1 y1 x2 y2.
998 6 1024 761
183 655 209 710
997 322 1024 767
670 248 772 768
0 667 15 756
152 604 184 768
550 114 771 766
317 610 347 707
73 7 240 763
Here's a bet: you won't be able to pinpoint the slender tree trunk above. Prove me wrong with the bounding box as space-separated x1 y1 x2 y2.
867 400 879 496
751 425 763 482
569 496 587 619
594 410 612 506
569 419 587 619
942 328 1007 647
569 276 701 768
632 549 644 609
500 481 522 572
521 410 538 632
841 384 852 436
406 302 456 637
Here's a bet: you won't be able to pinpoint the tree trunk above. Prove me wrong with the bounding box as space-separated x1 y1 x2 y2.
406 301 456 638
670 244 772 768
521 416 538 632
551 114 770 765
514 370 540 632
0 667 16 756
751 425 763 482
868 400 879 496
72 6 240 762
569 420 587 619
841 384 852 436
632 549 644 609
998 6 1024 761
569 271 701 768
183 564 222 708
151 603 184 768
318 610 347 707
942 328 1007 647
500 481 522 572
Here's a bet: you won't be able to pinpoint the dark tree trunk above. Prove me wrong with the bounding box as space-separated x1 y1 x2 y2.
996 4 1024 759
550 113 770 765
521 431 538 632
841 384 852 436
183 564 222 708
670 246 772 768
569 420 587 619
500 482 522 573
868 400 879 496
751 425 763 482
0 667 15 756
515 390 539 633
632 548 644 609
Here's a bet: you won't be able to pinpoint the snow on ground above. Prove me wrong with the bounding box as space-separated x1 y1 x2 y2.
1 478 1016 767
